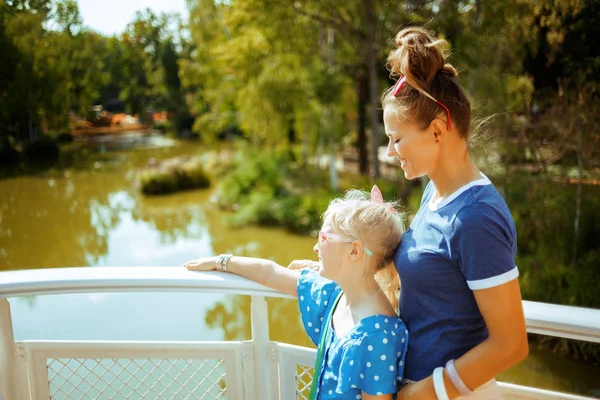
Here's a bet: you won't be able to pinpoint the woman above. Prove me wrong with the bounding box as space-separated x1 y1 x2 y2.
383 27 528 399
291 26 528 399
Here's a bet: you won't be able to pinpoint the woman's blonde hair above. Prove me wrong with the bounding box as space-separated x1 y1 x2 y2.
322 189 404 311
382 26 471 139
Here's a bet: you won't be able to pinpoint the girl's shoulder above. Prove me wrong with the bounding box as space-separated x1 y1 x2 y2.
297 269 342 345
340 315 408 355
297 269 340 304
349 314 408 341
335 315 408 395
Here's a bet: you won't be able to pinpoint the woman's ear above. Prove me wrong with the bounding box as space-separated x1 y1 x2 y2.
429 118 447 143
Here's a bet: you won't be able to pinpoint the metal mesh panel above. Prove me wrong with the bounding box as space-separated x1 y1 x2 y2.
295 364 313 400
47 358 227 400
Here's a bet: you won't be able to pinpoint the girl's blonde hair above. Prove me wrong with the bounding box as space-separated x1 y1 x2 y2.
322 189 404 311
382 26 471 139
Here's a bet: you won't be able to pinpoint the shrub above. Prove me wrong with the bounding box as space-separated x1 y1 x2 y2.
277 191 332 234
229 186 280 227
215 143 288 208
139 158 211 195
0 140 21 168
23 136 60 167
140 170 178 195
56 132 74 144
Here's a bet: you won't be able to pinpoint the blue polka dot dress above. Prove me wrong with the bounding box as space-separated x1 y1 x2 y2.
298 269 409 399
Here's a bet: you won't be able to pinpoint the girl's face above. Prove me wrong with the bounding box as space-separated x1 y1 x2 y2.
313 217 351 280
383 107 439 180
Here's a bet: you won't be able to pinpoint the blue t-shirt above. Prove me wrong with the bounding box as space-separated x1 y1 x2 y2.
298 269 409 399
394 175 518 381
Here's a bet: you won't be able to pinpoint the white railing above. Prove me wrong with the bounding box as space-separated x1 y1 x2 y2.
0 267 599 400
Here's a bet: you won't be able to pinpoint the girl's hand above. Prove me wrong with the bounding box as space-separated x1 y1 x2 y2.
287 259 319 271
183 256 218 271
396 377 437 400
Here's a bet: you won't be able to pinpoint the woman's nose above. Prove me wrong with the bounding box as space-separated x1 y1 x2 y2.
386 140 397 157
313 243 319 253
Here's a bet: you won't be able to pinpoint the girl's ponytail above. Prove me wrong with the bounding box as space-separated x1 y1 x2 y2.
375 261 401 313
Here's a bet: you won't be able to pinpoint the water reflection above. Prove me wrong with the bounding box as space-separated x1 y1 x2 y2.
0 171 125 269
10 292 226 341
204 295 314 349
75 130 177 152
92 191 213 267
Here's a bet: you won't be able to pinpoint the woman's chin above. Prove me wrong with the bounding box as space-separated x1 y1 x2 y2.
403 170 424 181
403 169 416 180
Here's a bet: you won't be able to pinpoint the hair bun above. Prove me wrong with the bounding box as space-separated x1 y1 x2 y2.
441 64 458 78
387 27 450 91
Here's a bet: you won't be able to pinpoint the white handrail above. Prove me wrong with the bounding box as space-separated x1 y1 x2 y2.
0 267 599 343
0 267 292 299
523 300 600 343
1 267 599 400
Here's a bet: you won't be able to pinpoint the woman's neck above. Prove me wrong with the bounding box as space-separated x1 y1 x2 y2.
429 142 481 199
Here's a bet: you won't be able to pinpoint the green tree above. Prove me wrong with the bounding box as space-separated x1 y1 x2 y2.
110 9 189 129
0 0 110 141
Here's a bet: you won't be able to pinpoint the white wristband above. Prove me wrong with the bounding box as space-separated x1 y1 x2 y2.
446 359 472 395
433 367 450 400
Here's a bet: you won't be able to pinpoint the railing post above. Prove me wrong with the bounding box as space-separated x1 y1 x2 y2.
250 295 274 400
0 298 29 400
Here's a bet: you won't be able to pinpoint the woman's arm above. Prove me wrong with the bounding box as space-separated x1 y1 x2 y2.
398 278 528 399
184 256 300 297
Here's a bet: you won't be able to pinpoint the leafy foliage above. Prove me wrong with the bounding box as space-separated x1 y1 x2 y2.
138 157 211 195
214 142 332 233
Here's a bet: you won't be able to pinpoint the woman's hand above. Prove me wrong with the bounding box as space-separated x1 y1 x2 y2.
183 256 218 271
287 259 319 271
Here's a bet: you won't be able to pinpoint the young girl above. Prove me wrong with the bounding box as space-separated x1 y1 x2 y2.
184 187 409 399
382 27 529 399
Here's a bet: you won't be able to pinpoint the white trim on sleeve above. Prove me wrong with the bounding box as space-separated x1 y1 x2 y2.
467 266 519 290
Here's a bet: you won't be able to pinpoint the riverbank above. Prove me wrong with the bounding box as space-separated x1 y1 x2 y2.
72 123 150 136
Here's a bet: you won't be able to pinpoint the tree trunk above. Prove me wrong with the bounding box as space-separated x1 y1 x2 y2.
287 116 296 144
328 133 339 193
572 117 583 266
316 133 324 168
302 119 309 166
475 0 483 25
28 82 34 142
363 0 380 181
356 72 368 175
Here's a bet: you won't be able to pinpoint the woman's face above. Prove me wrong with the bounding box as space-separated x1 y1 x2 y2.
383 107 439 180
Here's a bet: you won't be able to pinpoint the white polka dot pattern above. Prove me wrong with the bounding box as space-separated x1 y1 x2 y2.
296 269 409 398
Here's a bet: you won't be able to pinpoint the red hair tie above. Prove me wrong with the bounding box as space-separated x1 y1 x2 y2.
391 76 452 131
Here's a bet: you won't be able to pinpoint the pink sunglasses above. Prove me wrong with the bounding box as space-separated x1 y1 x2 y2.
318 231 373 256
392 76 452 131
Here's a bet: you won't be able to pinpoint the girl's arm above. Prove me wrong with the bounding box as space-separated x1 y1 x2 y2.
287 259 320 271
184 256 300 297
398 278 528 399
